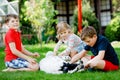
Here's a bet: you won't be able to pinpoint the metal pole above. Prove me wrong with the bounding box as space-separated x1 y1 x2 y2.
78 0 82 33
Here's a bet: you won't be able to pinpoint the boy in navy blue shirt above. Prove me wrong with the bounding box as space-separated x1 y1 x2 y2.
70 26 119 71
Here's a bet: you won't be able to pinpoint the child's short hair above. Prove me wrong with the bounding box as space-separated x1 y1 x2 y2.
56 21 72 34
5 14 18 23
80 26 97 40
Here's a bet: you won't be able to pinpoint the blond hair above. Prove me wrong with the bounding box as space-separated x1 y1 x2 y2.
56 21 72 34
56 21 72 39
80 26 97 40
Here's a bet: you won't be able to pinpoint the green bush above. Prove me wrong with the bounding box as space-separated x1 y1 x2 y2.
42 26 56 43
71 0 100 34
105 15 120 42
21 34 39 45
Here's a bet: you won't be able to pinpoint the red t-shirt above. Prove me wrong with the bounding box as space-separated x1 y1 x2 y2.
4 29 22 62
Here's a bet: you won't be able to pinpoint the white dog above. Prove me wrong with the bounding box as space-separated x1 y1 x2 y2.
39 51 66 74
39 51 84 74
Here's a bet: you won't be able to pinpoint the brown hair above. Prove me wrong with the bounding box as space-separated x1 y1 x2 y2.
5 14 18 23
80 26 97 40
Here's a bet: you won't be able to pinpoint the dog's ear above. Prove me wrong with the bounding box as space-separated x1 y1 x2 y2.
59 62 69 73
67 63 78 70
59 62 66 71
62 66 68 73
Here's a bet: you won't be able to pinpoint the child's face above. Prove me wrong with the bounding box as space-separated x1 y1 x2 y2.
7 17 19 30
83 35 97 47
60 30 69 39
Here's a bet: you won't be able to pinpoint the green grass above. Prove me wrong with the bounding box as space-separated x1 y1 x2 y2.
0 43 120 80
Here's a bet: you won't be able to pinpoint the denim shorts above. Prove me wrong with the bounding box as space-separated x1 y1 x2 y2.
74 42 86 53
5 58 29 69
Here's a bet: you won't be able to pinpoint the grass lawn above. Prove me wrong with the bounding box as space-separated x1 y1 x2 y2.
0 42 120 80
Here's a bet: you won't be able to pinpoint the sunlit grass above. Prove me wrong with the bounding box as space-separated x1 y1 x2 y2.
0 42 120 80
111 41 120 48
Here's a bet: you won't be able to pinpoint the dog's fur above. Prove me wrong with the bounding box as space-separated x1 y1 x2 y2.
39 51 84 74
39 51 66 74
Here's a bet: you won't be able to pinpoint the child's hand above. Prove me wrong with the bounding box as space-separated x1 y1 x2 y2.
27 57 37 64
33 52 40 58
84 61 90 69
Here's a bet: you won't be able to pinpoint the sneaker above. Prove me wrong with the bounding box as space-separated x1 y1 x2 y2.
77 64 85 72
68 61 85 73
68 66 78 73
60 62 78 73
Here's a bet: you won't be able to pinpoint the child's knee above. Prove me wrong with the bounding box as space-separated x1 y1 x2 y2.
89 61 99 68
34 63 39 71
28 63 39 71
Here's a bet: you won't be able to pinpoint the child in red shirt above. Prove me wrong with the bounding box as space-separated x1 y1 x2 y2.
2 14 40 72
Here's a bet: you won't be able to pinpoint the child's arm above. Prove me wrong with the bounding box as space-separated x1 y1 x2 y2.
59 37 75 56
21 44 40 58
85 50 105 68
9 42 37 64
58 49 71 56
53 40 62 55
58 49 70 56
70 50 88 63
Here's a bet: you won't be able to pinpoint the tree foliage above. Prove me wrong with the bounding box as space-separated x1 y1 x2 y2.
105 15 120 42
71 0 100 34
112 0 120 12
19 0 58 43
24 0 57 42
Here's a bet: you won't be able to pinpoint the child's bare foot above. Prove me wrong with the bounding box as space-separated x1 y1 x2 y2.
2 68 17 72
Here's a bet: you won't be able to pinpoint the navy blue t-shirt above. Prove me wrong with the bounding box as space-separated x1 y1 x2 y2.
84 35 119 65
